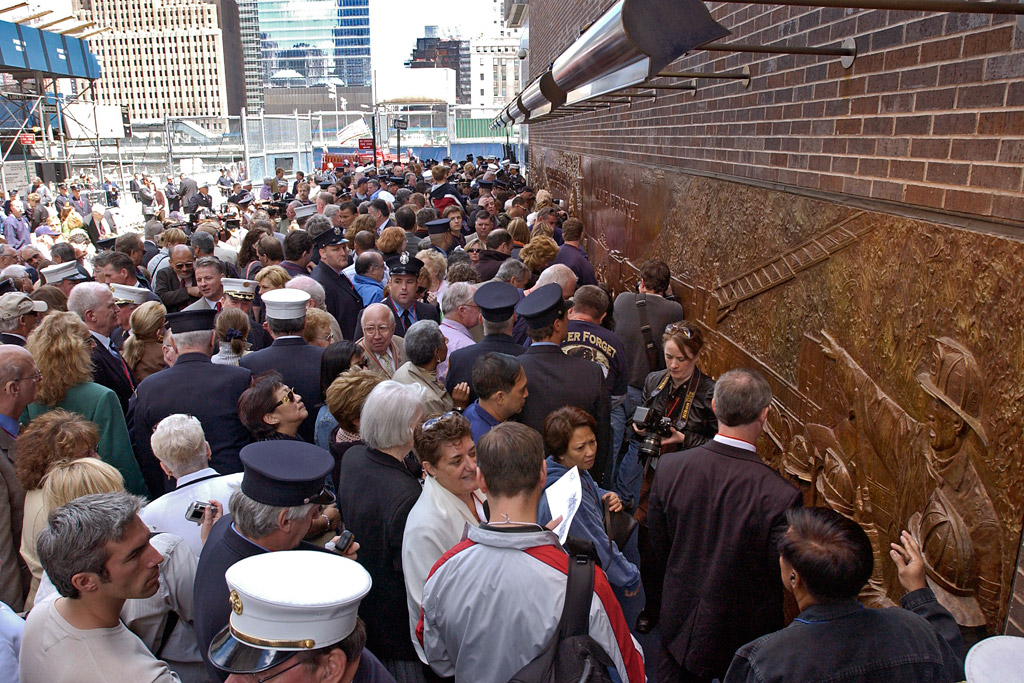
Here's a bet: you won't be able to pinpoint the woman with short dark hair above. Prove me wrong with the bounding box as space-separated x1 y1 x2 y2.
314 341 365 450
237 371 307 441
538 406 641 623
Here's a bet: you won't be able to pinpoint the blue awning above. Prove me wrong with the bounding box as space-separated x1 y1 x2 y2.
0 20 101 80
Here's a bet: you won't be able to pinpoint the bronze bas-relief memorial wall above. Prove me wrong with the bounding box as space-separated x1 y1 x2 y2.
530 146 1024 635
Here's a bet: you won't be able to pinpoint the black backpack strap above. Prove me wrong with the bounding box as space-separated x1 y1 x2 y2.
559 540 596 639
154 610 179 659
635 293 661 373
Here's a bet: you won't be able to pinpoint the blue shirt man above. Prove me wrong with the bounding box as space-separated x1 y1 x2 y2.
1 210 29 250
461 352 528 443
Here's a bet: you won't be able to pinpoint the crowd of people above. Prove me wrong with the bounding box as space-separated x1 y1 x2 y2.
0 153 992 682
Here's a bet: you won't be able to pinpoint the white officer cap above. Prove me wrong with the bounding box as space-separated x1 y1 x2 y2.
262 288 309 320
109 283 149 306
40 261 87 284
966 635 1024 682
294 203 317 219
222 278 258 301
209 551 372 675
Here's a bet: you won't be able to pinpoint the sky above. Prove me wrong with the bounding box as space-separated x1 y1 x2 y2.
369 0 504 78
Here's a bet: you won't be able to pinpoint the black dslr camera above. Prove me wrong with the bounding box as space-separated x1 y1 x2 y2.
632 405 675 463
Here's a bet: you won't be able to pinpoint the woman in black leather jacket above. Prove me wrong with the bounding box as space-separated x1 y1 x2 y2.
632 321 718 633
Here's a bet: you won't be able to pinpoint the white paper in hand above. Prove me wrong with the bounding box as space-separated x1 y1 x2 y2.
545 466 582 544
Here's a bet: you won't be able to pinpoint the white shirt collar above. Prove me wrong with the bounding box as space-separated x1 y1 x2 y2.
713 434 757 453
176 467 220 487
92 331 114 354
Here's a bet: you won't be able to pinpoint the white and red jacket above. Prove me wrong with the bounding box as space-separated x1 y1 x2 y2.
417 524 646 683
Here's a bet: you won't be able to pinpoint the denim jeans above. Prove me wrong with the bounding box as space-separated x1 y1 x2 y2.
611 386 645 507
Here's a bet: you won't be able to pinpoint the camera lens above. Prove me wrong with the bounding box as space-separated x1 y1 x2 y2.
637 433 662 462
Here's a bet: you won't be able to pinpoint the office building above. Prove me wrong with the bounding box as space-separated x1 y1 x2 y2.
406 35 470 105
470 29 521 118
238 0 264 111
72 0 245 121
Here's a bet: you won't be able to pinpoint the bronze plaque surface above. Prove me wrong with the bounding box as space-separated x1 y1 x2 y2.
532 149 1024 632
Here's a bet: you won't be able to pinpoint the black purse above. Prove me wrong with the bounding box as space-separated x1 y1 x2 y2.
603 499 638 555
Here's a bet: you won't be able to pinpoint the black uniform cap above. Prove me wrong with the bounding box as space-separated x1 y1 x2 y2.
313 225 349 249
239 441 334 507
389 252 422 277
165 309 217 334
425 217 450 235
95 237 116 252
477 180 494 189
475 281 519 322
514 283 566 329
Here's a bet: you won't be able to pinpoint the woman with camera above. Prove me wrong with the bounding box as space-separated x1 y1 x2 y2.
631 321 718 633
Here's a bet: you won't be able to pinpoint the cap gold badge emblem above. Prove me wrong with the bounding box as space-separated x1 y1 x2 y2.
229 590 243 615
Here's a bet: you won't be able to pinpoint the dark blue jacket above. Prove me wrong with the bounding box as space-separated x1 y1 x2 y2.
724 588 964 682
239 337 324 443
310 260 363 341
444 333 526 403
128 352 252 497
552 243 598 287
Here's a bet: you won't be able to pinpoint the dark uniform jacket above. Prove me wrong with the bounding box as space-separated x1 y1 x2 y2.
143 240 160 269
380 297 440 338
310 260 363 341
515 343 612 482
239 337 323 443
185 191 212 216
0 333 24 347
648 438 802 680
194 516 325 682
444 333 525 403
724 588 964 683
128 352 252 497
90 334 135 415
338 445 422 662
154 268 199 313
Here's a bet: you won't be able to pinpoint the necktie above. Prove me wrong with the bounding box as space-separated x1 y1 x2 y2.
215 300 222 313
401 310 412 331
179 278 187 289
111 345 133 386
382 353 393 376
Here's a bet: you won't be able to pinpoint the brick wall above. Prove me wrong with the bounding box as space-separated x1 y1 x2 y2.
526 1 1024 226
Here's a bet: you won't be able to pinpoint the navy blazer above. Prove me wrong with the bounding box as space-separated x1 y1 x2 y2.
239 337 324 443
90 335 135 416
381 297 440 338
444 333 526 402
310 260 363 341
128 352 252 497
515 344 612 483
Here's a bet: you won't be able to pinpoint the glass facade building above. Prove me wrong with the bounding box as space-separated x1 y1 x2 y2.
257 0 370 88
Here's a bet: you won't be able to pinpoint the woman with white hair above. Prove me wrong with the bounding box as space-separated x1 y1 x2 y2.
392 320 470 417
337 381 428 682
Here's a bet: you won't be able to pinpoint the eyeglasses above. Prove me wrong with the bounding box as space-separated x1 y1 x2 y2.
421 411 459 431
274 387 296 408
14 371 42 383
466 248 481 254
665 321 697 339
362 324 392 336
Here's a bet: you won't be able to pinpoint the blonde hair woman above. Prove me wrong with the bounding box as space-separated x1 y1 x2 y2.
520 234 559 288
42 458 124 512
254 264 290 293
24 311 146 496
148 227 188 275
121 301 167 383
15 409 100 609
302 308 334 348
416 249 447 306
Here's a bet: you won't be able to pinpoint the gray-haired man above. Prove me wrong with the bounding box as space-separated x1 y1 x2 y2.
20 492 178 682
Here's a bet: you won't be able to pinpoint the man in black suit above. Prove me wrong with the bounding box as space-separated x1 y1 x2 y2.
307 218 362 341
128 309 252 497
194 441 338 681
68 282 135 415
445 280 524 401
154 245 201 312
178 174 199 210
513 283 612 482
239 289 324 443
376 253 439 338
648 368 801 683
0 292 45 346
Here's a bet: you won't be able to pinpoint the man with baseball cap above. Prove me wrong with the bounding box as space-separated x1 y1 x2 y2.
0 292 45 346
207 551 393 682
194 441 351 681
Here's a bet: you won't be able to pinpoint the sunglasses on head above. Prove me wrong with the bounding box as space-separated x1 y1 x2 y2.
665 322 696 339
421 411 459 431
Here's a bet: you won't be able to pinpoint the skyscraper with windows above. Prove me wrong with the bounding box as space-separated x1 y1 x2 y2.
238 0 263 111
257 0 369 88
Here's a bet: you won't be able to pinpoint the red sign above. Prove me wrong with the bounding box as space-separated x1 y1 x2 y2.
358 138 373 150
18 133 35 146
